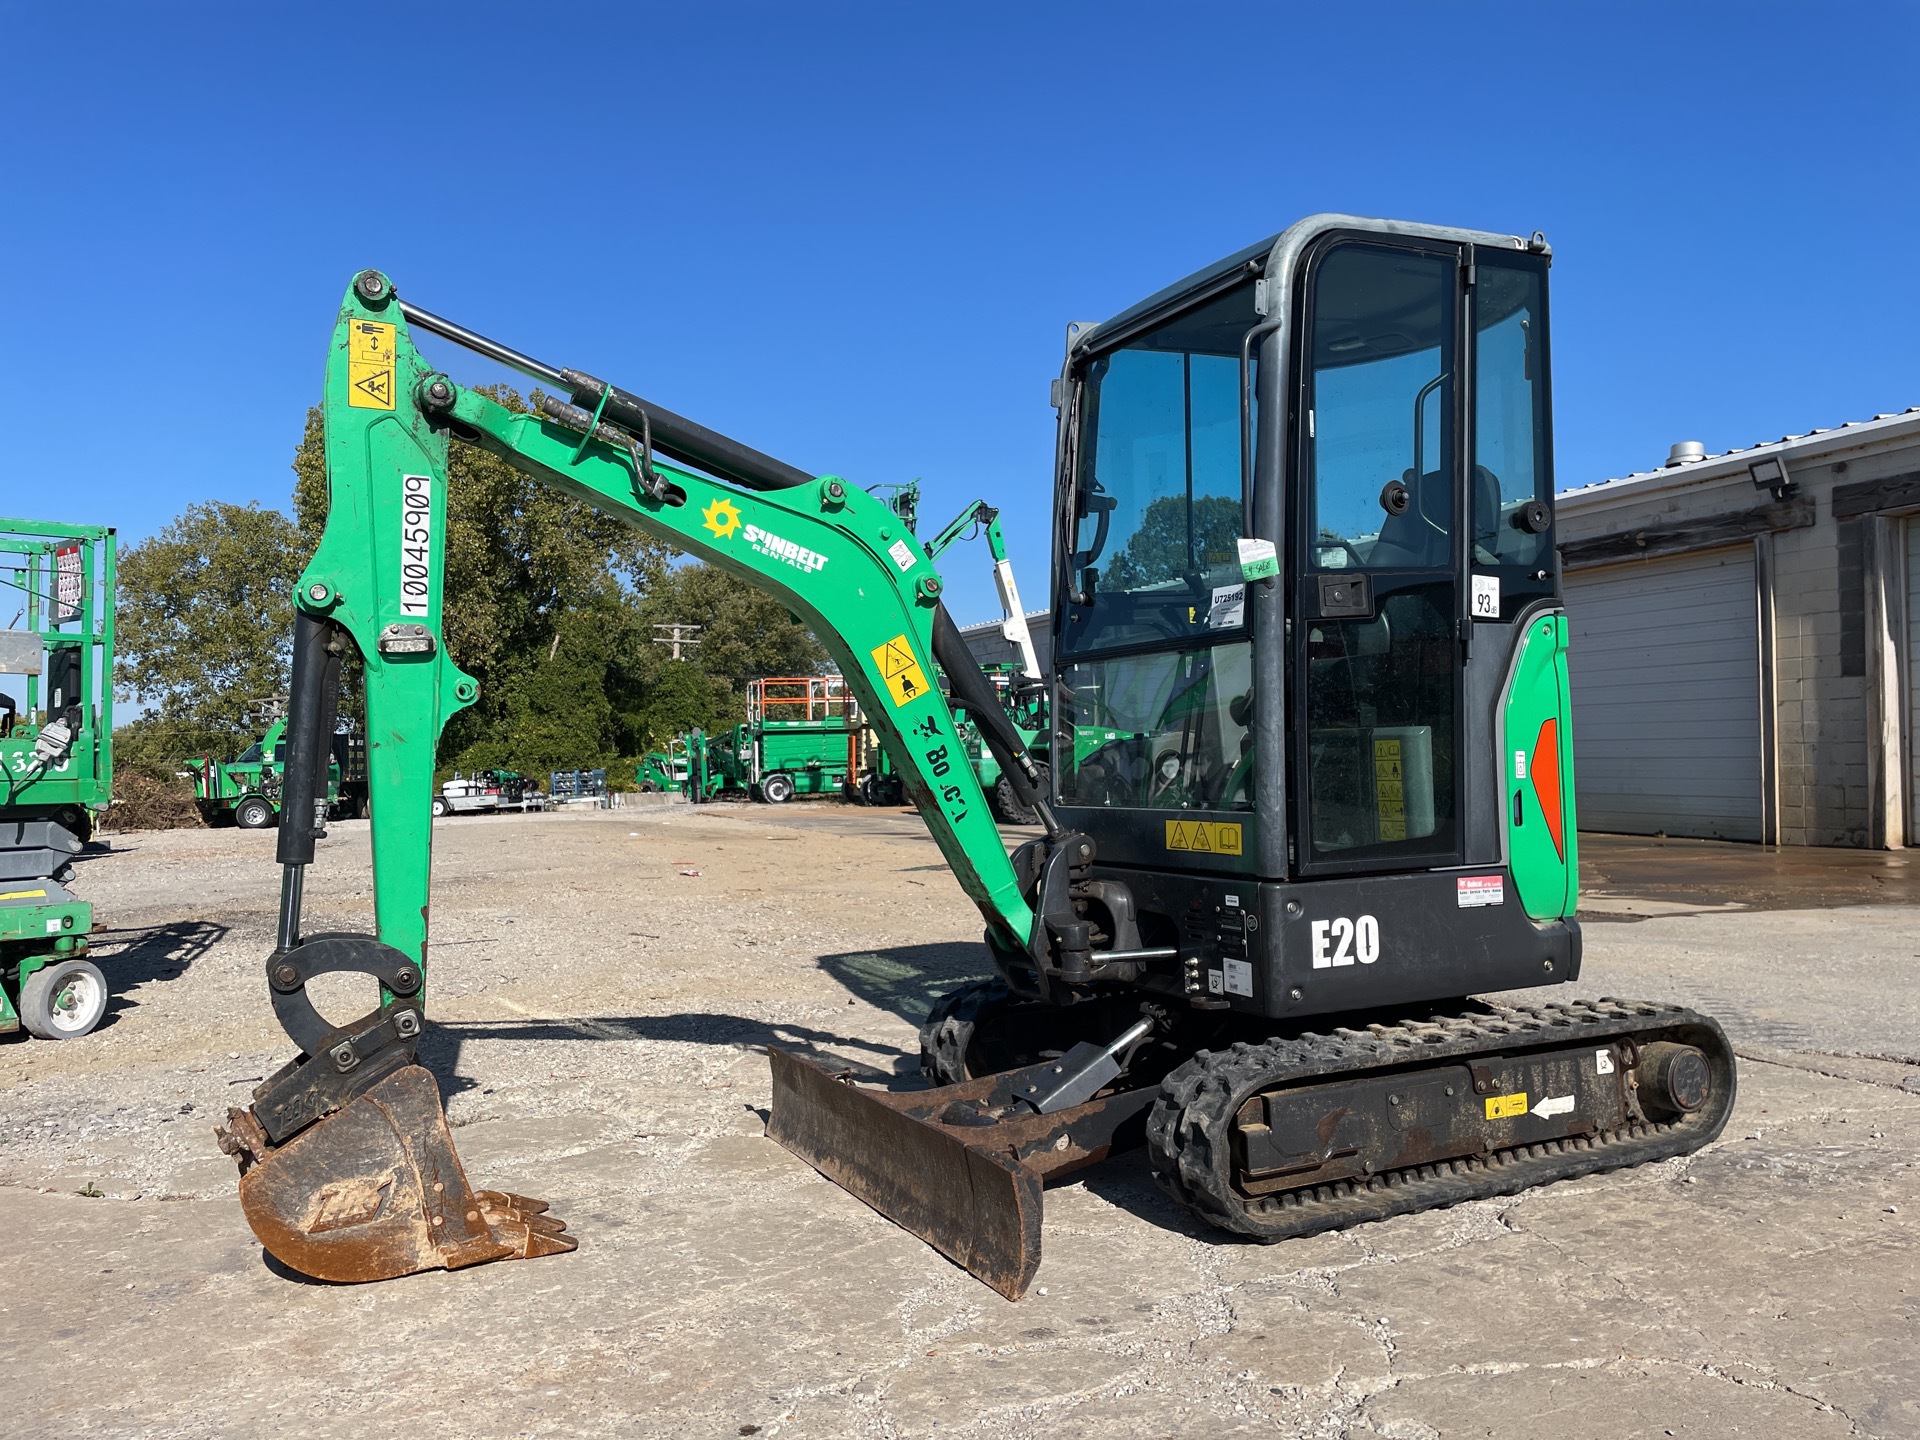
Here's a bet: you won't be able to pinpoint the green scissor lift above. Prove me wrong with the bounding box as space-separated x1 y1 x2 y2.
678 676 860 804
0 520 113 1039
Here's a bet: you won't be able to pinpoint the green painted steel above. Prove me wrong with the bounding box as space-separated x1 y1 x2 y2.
0 898 89 946
0 520 115 817
635 752 681 791
1501 609 1578 920
299 275 1035 993
1 519 112 1036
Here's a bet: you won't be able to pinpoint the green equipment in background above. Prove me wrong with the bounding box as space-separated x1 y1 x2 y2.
634 750 683 793
0 519 113 1040
190 714 367 828
682 676 860 804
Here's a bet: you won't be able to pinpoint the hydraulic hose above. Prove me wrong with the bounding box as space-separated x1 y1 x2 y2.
930 605 1058 837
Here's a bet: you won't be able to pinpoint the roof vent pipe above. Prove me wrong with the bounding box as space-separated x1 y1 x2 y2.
1665 441 1708 468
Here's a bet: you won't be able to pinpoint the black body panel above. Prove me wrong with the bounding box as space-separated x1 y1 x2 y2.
1083 861 1579 1023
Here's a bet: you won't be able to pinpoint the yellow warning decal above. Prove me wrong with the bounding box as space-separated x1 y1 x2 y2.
870 634 932 708
1484 1092 1529 1120
1374 737 1405 842
1164 820 1243 856
347 319 396 410
0 888 48 902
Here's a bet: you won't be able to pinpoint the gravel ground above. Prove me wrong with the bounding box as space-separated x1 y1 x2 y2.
1 805 1915 1439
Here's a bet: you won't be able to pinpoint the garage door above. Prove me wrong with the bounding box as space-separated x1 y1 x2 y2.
1563 547 1762 841
1905 520 1920 844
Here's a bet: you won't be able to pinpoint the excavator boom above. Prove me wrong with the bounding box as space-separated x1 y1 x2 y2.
218 271 1075 1283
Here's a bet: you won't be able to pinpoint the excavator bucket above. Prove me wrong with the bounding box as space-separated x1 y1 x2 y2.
218 1064 575 1283
766 1047 1154 1300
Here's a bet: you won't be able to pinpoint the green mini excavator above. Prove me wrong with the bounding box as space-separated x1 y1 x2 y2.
216 216 1734 1298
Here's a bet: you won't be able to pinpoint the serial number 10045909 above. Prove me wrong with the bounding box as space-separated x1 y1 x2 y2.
399 474 433 618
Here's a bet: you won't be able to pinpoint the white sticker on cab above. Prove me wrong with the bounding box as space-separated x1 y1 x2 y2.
1456 875 1504 908
1471 573 1500 618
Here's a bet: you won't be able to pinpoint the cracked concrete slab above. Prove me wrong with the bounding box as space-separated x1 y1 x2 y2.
2 812 1916 1438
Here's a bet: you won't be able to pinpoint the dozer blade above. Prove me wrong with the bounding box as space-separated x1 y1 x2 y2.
766 1047 1154 1300
218 1064 575 1283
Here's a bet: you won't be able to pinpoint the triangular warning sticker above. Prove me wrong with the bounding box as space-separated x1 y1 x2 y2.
1190 824 1213 853
880 640 915 678
354 370 392 404
1168 822 1189 850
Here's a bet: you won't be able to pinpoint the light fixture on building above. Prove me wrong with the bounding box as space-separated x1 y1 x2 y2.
1749 453 1796 501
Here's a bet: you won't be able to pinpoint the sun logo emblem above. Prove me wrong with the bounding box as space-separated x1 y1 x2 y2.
701 497 742 540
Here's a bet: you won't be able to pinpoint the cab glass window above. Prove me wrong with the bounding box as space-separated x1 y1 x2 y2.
1472 257 1553 576
1308 245 1456 572
1059 640 1253 811
1062 284 1256 657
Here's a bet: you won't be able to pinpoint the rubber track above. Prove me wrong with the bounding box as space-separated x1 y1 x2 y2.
1145 997 1737 1241
919 978 1010 1085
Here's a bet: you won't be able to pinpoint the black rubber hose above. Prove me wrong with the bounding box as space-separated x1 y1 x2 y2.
930 605 1056 835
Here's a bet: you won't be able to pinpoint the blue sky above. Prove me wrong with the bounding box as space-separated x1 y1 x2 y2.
3 2 1915 629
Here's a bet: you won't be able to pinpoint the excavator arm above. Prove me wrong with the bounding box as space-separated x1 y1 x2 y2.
216 271 1100 1288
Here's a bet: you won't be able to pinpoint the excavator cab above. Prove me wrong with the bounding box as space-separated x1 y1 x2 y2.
1048 217 1576 1018
218 217 1732 1301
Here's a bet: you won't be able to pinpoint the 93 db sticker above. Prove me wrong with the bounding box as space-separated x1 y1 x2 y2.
398 474 433 617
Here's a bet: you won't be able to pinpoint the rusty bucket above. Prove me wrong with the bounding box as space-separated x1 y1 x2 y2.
218 1064 575 1283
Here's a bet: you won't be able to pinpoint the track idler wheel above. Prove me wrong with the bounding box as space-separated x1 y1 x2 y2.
218 1065 575 1282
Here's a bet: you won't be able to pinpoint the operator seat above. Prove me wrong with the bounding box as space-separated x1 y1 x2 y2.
1367 467 1500 569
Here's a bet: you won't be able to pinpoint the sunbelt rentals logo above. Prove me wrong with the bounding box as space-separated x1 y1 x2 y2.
744 523 828 574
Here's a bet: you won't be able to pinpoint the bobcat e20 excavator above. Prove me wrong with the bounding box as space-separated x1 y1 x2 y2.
216 215 1735 1299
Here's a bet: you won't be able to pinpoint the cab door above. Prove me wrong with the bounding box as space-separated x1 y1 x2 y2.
1292 239 1466 876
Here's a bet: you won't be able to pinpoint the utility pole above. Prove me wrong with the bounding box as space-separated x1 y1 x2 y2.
652 622 704 661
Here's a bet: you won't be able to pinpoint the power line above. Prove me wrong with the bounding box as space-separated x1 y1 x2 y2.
651 622 704 662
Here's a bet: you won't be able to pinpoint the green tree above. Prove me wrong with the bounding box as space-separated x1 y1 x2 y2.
1102 494 1242 591
113 501 306 770
629 659 730 751
640 563 826 691
292 388 675 777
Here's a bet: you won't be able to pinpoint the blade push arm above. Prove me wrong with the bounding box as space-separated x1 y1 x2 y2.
282 271 1047 984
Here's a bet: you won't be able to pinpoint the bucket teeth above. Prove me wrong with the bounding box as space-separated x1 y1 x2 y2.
471 1191 578 1262
218 1064 576 1282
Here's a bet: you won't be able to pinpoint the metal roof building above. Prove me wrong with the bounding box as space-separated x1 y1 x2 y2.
1556 408 1920 847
